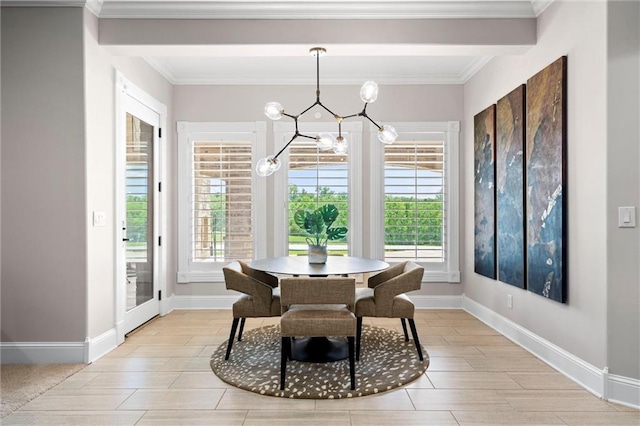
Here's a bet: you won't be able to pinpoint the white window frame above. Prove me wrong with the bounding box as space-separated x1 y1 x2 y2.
177 121 267 283
370 121 460 283
273 121 363 257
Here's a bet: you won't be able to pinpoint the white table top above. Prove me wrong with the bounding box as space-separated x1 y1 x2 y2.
248 256 389 276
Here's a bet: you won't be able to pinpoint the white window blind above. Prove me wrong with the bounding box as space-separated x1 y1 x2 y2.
371 122 460 283
177 122 266 283
384 136 445 263
287 138 349 254
191 140 253 263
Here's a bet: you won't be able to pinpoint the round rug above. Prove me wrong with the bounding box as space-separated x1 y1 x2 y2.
210 324 429 399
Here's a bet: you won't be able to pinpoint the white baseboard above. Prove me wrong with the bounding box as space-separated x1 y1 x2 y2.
0 342 85 364
412 295 463 309
607 373 640 409
462 295 639 410
84 328 118 363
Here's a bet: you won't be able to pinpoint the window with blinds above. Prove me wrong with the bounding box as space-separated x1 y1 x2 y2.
384 135 445 263
287 138 349 254
191 140 253 263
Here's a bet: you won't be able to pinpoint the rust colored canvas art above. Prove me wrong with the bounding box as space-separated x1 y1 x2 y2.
474 104 497 280
496 85 526 289
525 56 567 303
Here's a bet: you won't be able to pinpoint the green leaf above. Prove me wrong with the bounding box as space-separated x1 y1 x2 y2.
294 210 310 230
319 204 339 228
326 226 348 240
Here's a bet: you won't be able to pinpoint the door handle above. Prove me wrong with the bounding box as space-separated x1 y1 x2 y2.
123 238 130 242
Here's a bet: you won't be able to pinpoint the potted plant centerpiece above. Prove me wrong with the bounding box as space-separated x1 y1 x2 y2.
294 204 348 264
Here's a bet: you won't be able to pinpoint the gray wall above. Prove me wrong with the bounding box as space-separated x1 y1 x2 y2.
464 1 609 369
464 0 640 380
1 7 88 342
172 84 465 297
606 0 640 380
83 9 173 338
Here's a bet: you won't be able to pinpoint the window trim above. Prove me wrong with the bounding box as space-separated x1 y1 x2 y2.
273 121 363 257
370 121 460 283
177 121 267 283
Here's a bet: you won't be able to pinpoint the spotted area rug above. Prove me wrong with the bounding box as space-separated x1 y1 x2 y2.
210 324 428 399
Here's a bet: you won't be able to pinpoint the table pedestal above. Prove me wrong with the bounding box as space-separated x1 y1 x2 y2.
291 337 348 363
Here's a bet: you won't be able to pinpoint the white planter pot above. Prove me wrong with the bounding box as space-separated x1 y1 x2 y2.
307 245 328 264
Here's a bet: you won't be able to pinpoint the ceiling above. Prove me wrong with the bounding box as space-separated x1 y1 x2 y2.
13 0 552 85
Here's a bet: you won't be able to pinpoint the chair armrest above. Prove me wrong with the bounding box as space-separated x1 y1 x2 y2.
367 262 406 289
372 265 424 315
240 261 279 288
223 268 275 311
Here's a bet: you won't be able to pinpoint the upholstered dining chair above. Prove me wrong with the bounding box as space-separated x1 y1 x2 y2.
222 261 280 360
355 261 424 361
279 277 357 390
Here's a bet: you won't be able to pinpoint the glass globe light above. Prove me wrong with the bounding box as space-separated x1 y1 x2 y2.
316 132 336 151
360 81 379 104
264 102 284 120
255 155 281 177
332 136 348 154
378 124 398 144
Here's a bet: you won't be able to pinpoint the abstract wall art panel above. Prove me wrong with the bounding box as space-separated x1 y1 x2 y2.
525 56 567 303
496 85 526 289
474 104 497 279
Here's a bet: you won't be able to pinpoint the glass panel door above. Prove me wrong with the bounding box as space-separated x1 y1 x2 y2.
125 113 154 311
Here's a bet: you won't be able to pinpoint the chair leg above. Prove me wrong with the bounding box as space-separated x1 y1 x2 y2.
280 337 289 390
400 318 409 341
348 336 356 390
408 318 424 361
237 317 246 341
356 317 363 361
225 318 240 360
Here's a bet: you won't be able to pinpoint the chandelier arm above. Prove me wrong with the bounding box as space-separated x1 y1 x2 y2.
362 113 383 130
341 113 360 120
297 133 316 140
318 102 339 118
273 132 317 161
298 100 320 118
282 112 297 119
273 133 299 160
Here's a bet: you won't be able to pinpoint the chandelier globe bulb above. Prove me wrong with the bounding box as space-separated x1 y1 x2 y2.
256 155 280 177
360 81 379 103
316 132 336 151
264 102 284 120
378 124 398 145
332 136 348 154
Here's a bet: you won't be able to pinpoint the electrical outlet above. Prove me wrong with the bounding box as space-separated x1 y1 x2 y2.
507 294 513 309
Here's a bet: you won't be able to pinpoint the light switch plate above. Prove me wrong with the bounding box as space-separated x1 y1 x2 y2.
93 211 106 227
618 206 636 228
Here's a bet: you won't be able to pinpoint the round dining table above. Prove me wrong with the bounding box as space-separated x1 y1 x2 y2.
248 255 389 363
248 255 389 277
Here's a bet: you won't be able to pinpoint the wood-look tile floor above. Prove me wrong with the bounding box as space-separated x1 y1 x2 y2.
5 310 639 425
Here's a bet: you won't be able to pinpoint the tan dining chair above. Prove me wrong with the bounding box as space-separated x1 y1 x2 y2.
222 261 281 360
355 261 424 361
279 277 357 390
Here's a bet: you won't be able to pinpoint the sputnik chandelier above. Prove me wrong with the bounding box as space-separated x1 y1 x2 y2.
256 47 398 177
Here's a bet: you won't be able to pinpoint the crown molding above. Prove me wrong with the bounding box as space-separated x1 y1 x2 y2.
142 59 486 86
531 0 554 16
459 55 493 82
97 1 537 20
1 0 87 6
1 1 543 20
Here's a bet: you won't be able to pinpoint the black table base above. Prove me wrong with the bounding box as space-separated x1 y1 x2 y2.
290 337 348 363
